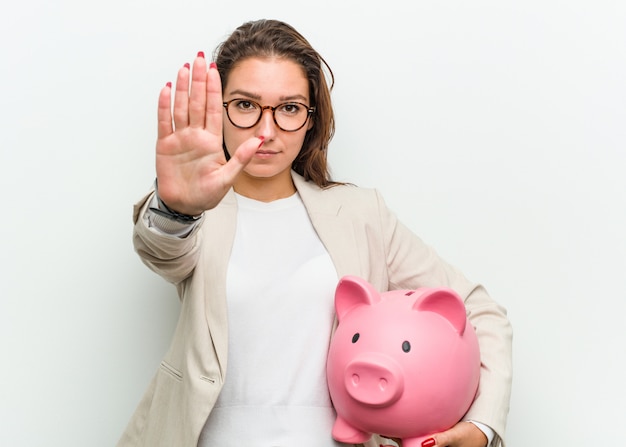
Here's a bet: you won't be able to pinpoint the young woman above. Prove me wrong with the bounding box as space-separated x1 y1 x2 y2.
119 19 512 447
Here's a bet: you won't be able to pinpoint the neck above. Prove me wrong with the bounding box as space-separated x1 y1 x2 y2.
233 171 296 202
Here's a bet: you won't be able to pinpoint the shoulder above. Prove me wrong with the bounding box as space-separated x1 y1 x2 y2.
322 183 382 208
294 172 380 201
293 173 390 220
293 170 377 197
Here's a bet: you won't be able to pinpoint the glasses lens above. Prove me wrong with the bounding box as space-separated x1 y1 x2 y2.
274 103 309 131
226 100 311 131
226 100 261 128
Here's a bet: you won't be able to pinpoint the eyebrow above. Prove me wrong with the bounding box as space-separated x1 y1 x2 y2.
227 89 309 103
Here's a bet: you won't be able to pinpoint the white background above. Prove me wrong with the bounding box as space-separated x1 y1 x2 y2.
1 1 625 446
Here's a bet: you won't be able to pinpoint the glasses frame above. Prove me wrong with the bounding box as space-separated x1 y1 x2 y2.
223 98 316 132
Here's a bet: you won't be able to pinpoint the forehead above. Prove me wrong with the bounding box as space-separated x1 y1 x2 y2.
223 57 310 101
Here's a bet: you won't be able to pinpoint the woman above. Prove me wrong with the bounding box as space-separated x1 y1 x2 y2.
119 19 512 447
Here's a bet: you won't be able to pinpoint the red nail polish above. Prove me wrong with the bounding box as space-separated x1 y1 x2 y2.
197 51 205 58
422 438 436 447
184 62 190 69
165 82 172 88
257 136 265 148
209 62 217 70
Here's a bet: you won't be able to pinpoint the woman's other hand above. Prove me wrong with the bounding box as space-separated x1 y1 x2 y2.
422 421 489 447
381 421 489 447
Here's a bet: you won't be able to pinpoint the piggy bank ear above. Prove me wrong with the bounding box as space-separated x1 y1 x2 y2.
334 275 380 321
413 288 467 334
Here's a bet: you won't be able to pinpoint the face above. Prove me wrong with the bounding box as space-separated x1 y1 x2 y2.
223 57 313 186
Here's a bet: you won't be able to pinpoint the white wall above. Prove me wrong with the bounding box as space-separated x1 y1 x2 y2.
1 1 624 446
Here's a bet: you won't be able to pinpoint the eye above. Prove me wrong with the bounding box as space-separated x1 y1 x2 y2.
402 341 411 353
352 333 360 343
235 100 258 112
278 102 302 115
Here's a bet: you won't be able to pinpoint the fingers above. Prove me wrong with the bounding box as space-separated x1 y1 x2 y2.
157 83 173 139
219 136 264 185
205 61 223 133
188 53 208 128
427 421 488 447
164 53 217 132
172 63 191 129
171 52 208 130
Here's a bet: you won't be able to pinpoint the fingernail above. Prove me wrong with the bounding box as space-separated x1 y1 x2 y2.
257 136 265 148
184 62 190 69
165 82 172 88
209 62 217 70
197 51 205 58
422 438 436 447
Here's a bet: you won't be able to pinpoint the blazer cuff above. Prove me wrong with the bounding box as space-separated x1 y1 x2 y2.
145 194 200 237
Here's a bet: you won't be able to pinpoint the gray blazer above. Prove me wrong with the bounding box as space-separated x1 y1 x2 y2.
119 171 512 447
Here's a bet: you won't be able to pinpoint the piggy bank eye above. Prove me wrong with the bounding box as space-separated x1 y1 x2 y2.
352 333 360 343
402 340 411 353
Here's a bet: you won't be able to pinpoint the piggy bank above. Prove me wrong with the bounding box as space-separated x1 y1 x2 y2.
326 275 480 447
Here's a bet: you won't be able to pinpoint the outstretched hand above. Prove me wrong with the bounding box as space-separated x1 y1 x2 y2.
155 52 263 216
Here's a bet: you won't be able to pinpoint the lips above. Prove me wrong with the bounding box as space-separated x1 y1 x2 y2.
255 149 278 156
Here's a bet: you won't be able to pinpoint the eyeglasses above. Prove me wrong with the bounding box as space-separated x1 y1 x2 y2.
223 99 315 132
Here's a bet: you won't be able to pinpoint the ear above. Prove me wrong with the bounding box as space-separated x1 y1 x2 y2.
334 275 380 321
413 288 467 335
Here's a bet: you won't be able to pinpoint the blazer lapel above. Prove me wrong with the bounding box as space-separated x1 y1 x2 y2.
201 189 238 376
293 173 362 279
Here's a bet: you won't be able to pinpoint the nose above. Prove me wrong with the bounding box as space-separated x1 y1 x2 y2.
256 106 279 138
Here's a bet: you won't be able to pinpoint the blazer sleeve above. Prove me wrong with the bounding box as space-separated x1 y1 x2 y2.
376 190 513 447
132 189 203 285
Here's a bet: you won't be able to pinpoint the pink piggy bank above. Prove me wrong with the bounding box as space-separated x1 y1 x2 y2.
326 275 480 447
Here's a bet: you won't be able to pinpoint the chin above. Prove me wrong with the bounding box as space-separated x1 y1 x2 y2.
243 164 292 180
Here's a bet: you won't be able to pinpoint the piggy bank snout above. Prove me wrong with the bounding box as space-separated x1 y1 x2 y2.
344 354 405 407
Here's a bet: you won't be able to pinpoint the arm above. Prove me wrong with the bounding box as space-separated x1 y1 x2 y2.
132 188 202 284
378 192 512 446
132 53 262 283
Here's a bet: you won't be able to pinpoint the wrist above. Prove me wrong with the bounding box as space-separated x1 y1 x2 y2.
152 179 203 223
467 420 494 446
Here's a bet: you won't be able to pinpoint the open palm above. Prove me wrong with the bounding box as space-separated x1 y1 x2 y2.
155 53 262 216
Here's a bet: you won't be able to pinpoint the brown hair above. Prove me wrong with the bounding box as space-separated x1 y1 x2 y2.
214 19 338 188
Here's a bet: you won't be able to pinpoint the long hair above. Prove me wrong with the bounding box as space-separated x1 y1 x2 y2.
214 19 338 188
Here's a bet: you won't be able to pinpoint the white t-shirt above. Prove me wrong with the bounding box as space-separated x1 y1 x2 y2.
199 192 341 447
